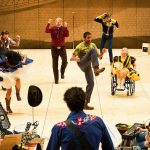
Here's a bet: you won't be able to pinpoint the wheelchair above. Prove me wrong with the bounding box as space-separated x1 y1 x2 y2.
111 75 135 96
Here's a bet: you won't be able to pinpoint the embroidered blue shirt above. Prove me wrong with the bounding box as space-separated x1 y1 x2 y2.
46 111 114 150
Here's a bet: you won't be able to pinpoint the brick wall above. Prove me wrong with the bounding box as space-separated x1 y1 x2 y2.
0 0 150 48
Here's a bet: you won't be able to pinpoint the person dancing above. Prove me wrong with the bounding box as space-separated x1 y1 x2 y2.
45 18 69 84
95 13 119 64
71 32 105 110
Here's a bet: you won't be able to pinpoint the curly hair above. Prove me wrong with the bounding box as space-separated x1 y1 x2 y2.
64 87 85 112
5 50 22 66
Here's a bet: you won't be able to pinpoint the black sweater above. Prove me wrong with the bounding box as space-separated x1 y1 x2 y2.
95 17 119 35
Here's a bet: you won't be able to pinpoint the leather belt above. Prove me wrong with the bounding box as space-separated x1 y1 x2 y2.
103 32 113 36
57 46 61 49
52 46 64 50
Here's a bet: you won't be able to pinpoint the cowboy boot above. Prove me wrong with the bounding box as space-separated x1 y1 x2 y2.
5 97 13 114
93 67 105 76
84 101 94 110
15 86 21 101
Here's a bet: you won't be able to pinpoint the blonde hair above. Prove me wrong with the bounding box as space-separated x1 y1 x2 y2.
56 18 62 22
122 47 128 53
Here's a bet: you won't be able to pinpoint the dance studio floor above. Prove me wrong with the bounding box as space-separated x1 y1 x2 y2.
0 49 150 148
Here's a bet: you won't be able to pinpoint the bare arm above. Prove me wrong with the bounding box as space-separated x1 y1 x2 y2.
9 35 20 47
64 22 69 37
45 19 53 33
70 54 80 62
136 127 148 134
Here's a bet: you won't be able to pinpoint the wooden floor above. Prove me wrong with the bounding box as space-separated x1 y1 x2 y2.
0 49 150 148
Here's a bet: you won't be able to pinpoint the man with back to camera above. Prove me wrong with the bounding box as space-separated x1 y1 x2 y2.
45 18 69 84
71 32 105 110
46 87 114 150
95 13 119 64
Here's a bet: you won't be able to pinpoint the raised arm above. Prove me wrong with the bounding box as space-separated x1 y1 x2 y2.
111 19 119 28
94 13 107 23
9 35 20 47
45 18 53 33
63 22 69 37
115 21 119 28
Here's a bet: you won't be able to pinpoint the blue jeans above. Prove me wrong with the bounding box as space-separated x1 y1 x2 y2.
100 33 113 64
77 49 99 102
0 55 6 64
135 133 148 150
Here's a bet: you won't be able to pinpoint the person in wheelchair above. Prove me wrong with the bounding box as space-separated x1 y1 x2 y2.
135 127 150 150
111 47 140 90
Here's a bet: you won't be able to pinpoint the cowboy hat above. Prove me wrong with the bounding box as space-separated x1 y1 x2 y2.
28 85 43 107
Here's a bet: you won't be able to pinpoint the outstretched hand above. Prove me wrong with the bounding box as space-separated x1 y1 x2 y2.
48 18 52 24
16 35 20 41
64 22 68 27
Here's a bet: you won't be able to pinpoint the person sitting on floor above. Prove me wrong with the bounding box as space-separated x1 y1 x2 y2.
0 30 20 54
111 47 140 89
135 127 150 150
0 30 32 67
0 51 22 114
0 30 20 90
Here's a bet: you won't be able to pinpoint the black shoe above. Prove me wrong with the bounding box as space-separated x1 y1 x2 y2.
1 86 6 91
61 74 64 79
16 93 22 101
55 81 59 84
84 102 94 110
95 73 99 76
84 105 94 110
0 77 3 81
94 67 105 76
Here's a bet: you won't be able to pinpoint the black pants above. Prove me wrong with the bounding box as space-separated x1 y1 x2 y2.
78 48 99 103
51 47 68 82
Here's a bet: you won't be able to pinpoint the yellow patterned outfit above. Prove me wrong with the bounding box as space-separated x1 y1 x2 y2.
111 55 140 81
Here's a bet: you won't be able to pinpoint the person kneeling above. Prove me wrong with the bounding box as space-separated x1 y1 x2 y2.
135 127 150 150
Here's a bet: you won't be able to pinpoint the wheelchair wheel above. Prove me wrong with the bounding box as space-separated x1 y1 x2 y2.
127 91 129 96
125 79 130 96
111 77 117 95
132 81 135 93
129 80 135 95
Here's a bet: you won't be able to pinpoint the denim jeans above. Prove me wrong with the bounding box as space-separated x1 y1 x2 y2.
100 33 113 64
77 48 99 102
135 133 148 150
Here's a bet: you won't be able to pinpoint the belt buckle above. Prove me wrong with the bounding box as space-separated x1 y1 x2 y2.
57 46 61 49
103 32 109 36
